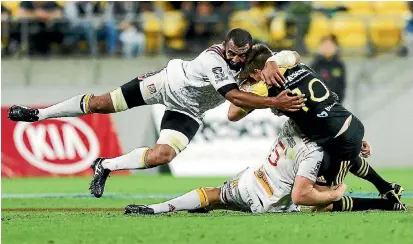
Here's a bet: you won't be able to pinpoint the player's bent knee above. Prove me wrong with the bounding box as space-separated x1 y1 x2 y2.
156 129 190 155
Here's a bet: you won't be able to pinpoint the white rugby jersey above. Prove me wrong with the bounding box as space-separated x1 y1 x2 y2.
164 44 241 120
242 119 323 213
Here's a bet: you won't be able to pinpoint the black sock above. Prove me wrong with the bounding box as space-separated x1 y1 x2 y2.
349 157 391 194
332 196 403 211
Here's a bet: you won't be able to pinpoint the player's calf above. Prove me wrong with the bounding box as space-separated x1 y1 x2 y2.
88 93 116 114
146 144 177 167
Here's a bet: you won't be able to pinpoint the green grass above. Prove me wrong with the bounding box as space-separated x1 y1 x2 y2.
2 168 413 244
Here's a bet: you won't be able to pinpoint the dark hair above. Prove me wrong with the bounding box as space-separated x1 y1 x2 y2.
240 44 272 78
320 34 339 46
225 28 253 47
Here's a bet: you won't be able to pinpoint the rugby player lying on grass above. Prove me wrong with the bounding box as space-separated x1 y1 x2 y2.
125 119 406 215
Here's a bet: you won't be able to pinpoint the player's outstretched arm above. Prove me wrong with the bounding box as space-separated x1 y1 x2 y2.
292 176 346 206
225 89 305 111
205 53 304 112
228 80 267 121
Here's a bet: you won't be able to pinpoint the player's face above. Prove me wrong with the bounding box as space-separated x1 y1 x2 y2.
224 39 251 70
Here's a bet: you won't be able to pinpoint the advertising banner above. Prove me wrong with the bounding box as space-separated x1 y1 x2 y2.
1 107 127 177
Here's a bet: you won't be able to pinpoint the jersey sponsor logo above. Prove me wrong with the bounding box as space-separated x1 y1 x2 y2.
286 136 296 148
13 118 100 174
254 167 275 197
310 160 322 178
286 69 308 83
317 111 329 118
325 102 337 112
147 84 157 95
211 67 228 83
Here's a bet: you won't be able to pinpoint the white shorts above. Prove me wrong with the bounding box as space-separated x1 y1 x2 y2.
138 68 203 124
221 167 300 214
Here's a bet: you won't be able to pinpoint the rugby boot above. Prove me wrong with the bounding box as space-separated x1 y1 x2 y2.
8 105 39 122
89 158 111 198
124 204 155 215
380 183 406 210
379 183 404 199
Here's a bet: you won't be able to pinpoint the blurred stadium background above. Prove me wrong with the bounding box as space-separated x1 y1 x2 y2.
2 1 413 178
2 2 413 243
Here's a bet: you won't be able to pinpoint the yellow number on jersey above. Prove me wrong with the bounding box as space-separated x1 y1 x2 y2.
292 78 329 112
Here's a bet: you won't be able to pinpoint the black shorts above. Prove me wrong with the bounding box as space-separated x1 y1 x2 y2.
317 153 354 186
120 76 147 108
160 110 200 141
317 116 365 186
323 115 365 161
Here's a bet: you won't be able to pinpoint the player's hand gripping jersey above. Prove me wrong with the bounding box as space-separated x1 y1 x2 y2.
142 44 241 121
221 119 323 214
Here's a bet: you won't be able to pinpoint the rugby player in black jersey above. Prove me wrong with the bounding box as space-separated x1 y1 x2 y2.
228 44 405 210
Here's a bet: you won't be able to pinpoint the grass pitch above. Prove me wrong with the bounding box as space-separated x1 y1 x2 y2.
2 168 413 244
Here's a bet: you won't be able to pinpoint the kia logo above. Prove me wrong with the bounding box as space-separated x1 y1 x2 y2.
13 118 99 174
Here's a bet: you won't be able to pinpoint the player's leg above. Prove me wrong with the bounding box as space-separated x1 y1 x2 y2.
7 73 150 122
325 116 403 199
322 196 406 212
349 156 403 198
125 169 254 215
125 187 222 215
311 186 407 212
89 110 200 198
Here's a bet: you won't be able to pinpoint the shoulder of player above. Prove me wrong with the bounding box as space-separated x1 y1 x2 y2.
205 44 225 57
200 49 229 71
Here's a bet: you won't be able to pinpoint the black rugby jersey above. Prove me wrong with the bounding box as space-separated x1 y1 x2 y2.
268 63 352 145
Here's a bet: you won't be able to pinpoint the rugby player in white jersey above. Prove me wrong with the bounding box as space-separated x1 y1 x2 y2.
125 118 346 215
8 28 305 198
124 118 405 215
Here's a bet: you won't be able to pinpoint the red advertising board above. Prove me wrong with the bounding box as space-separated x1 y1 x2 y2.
1 107 128 177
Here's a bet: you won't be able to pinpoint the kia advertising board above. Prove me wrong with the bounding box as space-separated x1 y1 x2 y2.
1 107 126 177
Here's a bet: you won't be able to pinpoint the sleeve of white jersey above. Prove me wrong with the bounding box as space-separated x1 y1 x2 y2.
266 50 298 68
296 149 324 182
202 52 238 97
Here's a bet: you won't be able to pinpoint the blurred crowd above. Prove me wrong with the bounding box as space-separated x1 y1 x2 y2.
1 1 412 58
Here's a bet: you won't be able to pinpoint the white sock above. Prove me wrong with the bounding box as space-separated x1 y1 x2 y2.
149 189 208 214
102 147 150 171
37 94 88 120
